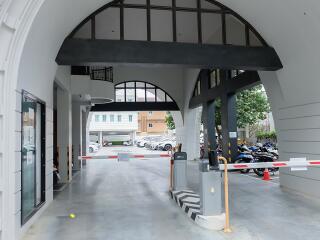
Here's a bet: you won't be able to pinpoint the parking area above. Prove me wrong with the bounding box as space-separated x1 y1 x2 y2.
24 157 320 240
90 145 167 157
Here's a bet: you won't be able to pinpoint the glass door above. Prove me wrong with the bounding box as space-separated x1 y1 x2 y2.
21 91 46 224
21 96 37 221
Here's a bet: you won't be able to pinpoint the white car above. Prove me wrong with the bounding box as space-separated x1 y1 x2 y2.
158 140 176 151
88 143 99 153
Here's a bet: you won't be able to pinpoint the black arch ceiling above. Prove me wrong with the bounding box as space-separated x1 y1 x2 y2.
57 0 282 70
91 81 180 112
69 0 267 46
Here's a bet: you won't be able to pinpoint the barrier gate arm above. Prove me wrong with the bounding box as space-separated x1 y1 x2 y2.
219 160 320 171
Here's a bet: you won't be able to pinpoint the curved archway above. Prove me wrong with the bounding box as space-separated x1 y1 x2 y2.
91 80 180 111
69 0 266 46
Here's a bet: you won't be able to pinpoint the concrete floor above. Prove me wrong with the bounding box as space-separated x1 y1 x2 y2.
24 150 320 240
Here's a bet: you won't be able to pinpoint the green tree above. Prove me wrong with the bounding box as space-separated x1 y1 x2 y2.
215 85 270 137
165 112 176 130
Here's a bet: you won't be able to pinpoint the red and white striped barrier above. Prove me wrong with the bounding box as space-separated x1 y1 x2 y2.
78 153 172 168
219 160 320 171
78 153 171 160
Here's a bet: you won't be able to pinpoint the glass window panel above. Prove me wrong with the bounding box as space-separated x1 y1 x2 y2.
151 10 173 42
156 89 166 102
126 82 135 88
146 83 154 88
176 12 198 43
231 70 238 78
197 80 201 95
116 83 125 88
166 95 173 102
102 115 107 122
74 20 91 39
136 82 145 88
176 0 197 8
202 13 222 44
193 88 197 97
146 88 156 102
216 70 221 86
125 0 146 4
210 70 216 88
226 14 246 46
110 115 115 122
150 0 172 6
201 0 221 10
126 89 135 102
116 89 125 102
124 8 147 40
136 88 146 102
96 8 120 40
117 115 122 122
249 30 263 47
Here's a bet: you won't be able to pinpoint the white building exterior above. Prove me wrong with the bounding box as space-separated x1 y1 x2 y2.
89 112 138 144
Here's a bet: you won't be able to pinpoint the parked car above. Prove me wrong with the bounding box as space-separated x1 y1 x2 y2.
158 139 176 151
137 137 153 147
123 140 132 146
90 141 101 149
89 143 99 153
145 136 166 150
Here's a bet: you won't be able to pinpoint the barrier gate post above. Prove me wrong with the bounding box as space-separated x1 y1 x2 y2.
172 152 187 191
199 159 222 216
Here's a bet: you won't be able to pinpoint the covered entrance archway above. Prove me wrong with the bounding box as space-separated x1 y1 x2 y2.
1 0 320 239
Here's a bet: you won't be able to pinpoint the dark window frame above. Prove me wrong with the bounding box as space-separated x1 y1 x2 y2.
21 90 46 225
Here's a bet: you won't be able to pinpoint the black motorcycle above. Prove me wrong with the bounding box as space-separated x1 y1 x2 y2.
251 152 279 176
235 145 254 174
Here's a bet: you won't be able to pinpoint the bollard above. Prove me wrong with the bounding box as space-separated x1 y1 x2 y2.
218 156 232 233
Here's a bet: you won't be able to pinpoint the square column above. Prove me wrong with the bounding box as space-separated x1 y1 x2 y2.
200 70 217 159
221 92 238 162
72 101 82 170
57 88 72 182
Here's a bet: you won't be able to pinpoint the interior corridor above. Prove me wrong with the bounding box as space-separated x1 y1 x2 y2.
23 158 320 240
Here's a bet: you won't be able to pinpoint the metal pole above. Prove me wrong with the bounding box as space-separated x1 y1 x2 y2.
218 156 232 233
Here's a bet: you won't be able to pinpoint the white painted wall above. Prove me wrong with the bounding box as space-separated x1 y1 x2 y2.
89 112 138 132
71 75 115 100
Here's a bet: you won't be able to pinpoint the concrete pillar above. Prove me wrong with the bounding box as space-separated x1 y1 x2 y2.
221 92 238 162
202 101 216 159
99 131 103 145
181 108 201 160
57 87 72 183
72 101 81 170
81 108 89 155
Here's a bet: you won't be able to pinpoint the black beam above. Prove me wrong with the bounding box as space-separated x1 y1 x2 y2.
57 39 282 71
91 102 179 112
189 71 261 109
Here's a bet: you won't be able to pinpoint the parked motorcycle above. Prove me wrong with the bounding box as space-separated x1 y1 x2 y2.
251 152 279 176
235 145 254 174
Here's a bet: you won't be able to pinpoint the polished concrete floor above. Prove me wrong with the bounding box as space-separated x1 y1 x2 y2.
24 154 320 240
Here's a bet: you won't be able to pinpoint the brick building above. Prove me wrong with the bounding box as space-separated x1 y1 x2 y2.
138 111 168 135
